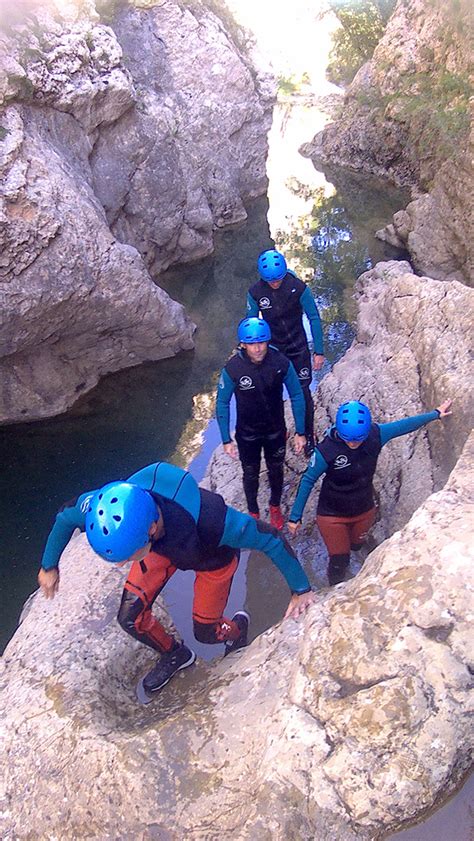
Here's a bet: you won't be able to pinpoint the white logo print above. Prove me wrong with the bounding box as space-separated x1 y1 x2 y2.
219 374 225 389
334 455 350 470
299 367 310 379
239 376 254 390
80 494 94 513
259 297 271 309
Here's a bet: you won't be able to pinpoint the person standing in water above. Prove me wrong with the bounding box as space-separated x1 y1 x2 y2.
38 461 314 702
287 399 453 584
247 249 325 457
216 317 306 529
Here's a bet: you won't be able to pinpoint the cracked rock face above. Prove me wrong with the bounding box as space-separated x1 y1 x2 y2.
1 435 472 840
301 0 473 283
0 0 274 423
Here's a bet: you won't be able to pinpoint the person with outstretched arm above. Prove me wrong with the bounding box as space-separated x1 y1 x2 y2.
216 317 306 530
247 249 325 457
38 461 314 702
287 399 452 585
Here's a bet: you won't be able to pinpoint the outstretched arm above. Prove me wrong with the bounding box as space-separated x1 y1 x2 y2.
284 362 306 436
378 400 452 446
38 492 92 597
300 286 324 357
220 507 311 596
288 449 328 528
216 368 236 445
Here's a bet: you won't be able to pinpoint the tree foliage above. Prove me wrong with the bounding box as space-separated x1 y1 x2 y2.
326 0 396 87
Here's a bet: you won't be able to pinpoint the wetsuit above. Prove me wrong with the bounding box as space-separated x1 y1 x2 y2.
247 271 324 447
41 462 311 651
289 410 441 582
216 345 305 514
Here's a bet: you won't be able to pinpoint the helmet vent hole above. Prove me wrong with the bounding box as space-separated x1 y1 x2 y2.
111 497 118 503
89 523 94 530
88 506 92 513
106 549 113 555
113 515 121 522
98 494 103 500
103 526 109 536
98 509 104 516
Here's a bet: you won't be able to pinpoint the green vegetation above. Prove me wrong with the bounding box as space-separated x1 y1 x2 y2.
326 0 396 86
277 72 311 96
384 70 471 161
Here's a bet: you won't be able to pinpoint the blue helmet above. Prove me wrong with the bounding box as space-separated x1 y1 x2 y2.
257 249 287 281
85 482 159 562
336 401 372 442
237 317 271 344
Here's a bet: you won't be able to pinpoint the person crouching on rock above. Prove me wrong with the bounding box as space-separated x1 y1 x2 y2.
37 461 314 699
287 399 452 586
216 316 306 530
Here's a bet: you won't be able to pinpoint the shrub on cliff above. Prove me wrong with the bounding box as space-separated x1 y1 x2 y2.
326 0 396 87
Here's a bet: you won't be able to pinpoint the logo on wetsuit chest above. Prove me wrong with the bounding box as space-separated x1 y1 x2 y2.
80 494 94 512
334 454 350 470
299 367 310 379
259 297 271 309
239 376 254 390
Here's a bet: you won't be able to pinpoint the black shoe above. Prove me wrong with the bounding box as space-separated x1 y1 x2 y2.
224 611 250 657
143 642 196 694
327 561 349 586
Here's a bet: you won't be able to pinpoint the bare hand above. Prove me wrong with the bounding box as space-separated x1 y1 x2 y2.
312 354 325 371
287 521 301 537
284 591 315 619
38 567 60 599
436 399 452 418
223 442 238 459
293 433 306 455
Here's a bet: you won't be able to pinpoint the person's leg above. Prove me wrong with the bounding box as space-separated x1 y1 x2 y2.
349 507 377 550
192 555 246 645
316 514 351 585
236 433 263 516
263 428 286 529
117 552 177 652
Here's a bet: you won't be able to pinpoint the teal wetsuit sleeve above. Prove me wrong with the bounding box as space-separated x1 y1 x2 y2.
283 362 305 435
246 292 259 317
220 507 311 594
378 411 439 446
300 287 324 354
40 492 92 570
289 449 328 522
216 368 236 444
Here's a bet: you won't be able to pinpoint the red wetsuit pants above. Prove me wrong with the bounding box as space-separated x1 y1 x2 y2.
117 551 242 653
316 507 376 558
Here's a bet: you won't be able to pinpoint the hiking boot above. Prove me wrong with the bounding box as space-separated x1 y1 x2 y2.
327 558 349 586
269 504 285 531
142 642 196 694
224 611 250 657
249 511 260 520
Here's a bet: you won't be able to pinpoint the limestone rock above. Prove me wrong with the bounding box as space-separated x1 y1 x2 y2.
302 0 473 283
0 0 274 422
1 431 472 840
314 261 474 540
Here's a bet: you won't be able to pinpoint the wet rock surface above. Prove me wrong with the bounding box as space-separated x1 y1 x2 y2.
1 432 472 840
0 0 274 423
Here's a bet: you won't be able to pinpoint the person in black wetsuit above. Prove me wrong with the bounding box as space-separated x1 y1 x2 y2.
37 462 314 700
247 249 325 457
216 317 306 530
288 398 453 584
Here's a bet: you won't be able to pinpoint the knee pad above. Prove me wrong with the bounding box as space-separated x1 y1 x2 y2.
193 621 219 645
117 590 144 636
